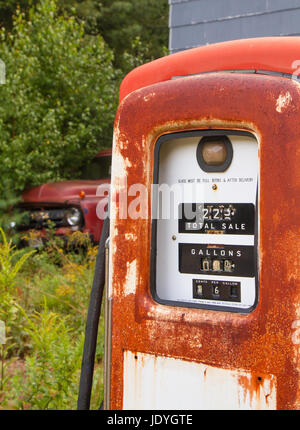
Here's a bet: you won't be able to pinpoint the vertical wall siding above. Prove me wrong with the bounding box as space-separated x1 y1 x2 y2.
169 0 300 52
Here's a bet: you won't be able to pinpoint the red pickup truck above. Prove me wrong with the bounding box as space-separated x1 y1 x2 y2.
17 149 111 245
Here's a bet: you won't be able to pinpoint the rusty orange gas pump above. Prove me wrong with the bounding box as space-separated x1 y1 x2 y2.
78 37 300 410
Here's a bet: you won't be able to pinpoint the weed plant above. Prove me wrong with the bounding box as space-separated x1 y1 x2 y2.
0 228 104 410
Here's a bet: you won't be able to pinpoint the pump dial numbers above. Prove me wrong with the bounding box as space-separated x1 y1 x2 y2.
179 243 255 277
193 279 241 302
179 203 255 235
201 258 235 273
202 204 236 221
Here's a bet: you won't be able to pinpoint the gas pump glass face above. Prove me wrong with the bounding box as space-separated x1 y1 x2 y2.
151 130 259 313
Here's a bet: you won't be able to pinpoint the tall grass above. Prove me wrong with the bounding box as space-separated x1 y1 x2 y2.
0 228 104 410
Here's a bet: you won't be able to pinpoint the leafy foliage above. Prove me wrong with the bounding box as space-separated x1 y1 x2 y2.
0 0 38 29
0 181 21 235
0 228 35 295
0 0 169 71
66 0 169 70
14 301 84 410
0 229 104 409
0 0 120 194
99 0 169 67
0 0 169 411
0 227 36 404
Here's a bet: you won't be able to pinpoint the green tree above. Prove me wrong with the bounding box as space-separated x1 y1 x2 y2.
0 1 35 29
0 0 169 73
62 0 169 71
0 0 119 193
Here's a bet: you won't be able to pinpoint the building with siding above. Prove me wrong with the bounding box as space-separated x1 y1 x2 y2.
169 0 300 53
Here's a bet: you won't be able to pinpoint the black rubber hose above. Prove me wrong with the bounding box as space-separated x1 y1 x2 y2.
77 216 110 410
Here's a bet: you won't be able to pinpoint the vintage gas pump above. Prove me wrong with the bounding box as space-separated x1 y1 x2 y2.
79 37 300 410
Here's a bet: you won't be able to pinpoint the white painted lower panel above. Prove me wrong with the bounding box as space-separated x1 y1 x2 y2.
123 351 276 410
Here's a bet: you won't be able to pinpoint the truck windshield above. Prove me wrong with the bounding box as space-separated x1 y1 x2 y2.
81 156 111 180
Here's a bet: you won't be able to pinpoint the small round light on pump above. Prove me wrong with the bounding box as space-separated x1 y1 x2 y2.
196 135 233 172
79 191 85 199
65 207 82 226
202 141 227 166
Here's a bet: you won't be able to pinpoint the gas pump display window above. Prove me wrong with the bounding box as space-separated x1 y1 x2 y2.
151 130 259 313
178 203 255 234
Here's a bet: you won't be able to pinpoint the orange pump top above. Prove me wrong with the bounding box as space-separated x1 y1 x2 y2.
119 36 300 103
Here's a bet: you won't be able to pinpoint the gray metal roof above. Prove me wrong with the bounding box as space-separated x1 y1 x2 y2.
169 0 300 53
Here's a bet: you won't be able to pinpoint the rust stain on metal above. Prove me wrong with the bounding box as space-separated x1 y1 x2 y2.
109 72 300 409
237 373 276 409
